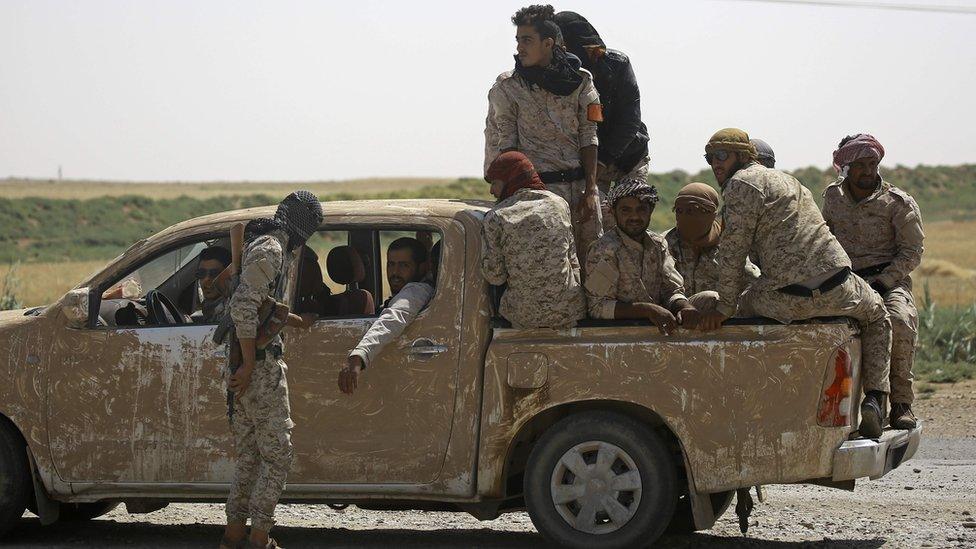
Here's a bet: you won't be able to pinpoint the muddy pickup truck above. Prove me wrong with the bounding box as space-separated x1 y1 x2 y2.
0 199 921 547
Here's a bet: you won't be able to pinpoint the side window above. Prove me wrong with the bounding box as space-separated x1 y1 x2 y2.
97 237 230 328
294 228 441 320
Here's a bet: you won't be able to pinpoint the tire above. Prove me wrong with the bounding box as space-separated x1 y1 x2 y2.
665 490 734 534
57 502 120 522
524 411 677 549
0 420 32 538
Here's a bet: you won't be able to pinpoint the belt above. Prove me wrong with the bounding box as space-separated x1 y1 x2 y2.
854 262 891 279
539 167 584 184
255 344 283 361
777 267 851 298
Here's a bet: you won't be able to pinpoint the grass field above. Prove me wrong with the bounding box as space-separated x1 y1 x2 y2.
0 177 454 201
4 219 974 309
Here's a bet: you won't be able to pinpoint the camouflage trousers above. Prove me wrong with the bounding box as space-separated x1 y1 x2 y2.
226 357 295 532
548 179 604 268
738 273 892 394
878 283 918 404
596 156 650 232
688 290 719 312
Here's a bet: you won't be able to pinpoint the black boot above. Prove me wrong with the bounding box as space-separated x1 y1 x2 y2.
859 391 885 438
890 402 917 429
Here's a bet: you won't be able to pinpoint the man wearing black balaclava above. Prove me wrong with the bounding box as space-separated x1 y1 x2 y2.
554 11 650 224
484 4 605 266
221 190 323 549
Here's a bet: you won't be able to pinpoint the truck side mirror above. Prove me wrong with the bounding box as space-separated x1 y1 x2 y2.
61 288 90 328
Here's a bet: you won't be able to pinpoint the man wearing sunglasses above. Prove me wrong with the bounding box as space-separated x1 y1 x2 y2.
195 246 232 323
697 128 892 439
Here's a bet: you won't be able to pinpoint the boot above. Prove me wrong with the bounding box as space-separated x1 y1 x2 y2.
859 391 885 438
890 402 917 430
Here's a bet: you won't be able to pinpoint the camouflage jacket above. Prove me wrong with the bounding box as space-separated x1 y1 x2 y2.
230 229 290 344
484 70 600 176
715 162 851 316
584 226 688 319
481 188 586 329
822 178 924 289
663 228 760 295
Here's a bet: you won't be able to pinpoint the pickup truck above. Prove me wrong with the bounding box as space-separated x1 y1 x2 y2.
0 199 921 547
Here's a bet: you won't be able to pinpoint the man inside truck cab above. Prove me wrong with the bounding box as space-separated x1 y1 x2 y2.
337 237 435 395
584 180 701 335
194 245 232 323
696 127 892 439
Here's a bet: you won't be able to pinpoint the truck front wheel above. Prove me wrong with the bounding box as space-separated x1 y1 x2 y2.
524 411 677 549
0 420 31 538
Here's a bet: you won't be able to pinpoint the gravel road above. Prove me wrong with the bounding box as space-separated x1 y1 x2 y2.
7 380 976 548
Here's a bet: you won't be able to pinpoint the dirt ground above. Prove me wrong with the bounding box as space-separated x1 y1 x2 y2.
7 380 976 548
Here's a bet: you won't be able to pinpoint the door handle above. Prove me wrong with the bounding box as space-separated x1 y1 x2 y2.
408 338 447 357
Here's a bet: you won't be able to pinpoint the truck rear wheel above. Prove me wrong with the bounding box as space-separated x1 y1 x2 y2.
0 420 31 538
524 411 677 549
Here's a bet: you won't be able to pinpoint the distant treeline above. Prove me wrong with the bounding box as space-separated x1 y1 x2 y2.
1 164 973 263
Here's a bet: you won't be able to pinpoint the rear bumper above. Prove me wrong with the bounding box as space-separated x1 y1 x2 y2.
831 422 922 481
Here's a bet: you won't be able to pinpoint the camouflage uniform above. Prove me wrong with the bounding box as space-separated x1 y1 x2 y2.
225 229 294 533
823 178 924 404
663 227 760 309
482 188 586 328
201 296 227 323
584 226 688 319
485 70 603 263
716 162 892 394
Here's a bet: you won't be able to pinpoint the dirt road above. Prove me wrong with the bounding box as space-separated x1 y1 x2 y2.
8 381 976 548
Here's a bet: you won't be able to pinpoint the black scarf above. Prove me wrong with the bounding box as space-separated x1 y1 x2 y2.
553 11 606 70
514 47 583 97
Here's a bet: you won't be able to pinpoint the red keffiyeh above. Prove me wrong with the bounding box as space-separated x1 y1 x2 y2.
832 134 885 174
486 151 547 202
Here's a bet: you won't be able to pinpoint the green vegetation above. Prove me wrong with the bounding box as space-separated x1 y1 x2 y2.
915 284 976 383
0 263 23 311
3 163 972 263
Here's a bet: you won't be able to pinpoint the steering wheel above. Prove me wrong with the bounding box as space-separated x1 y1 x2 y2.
145 289 188 326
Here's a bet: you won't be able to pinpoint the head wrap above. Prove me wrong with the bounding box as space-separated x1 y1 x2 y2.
832 133 885 175
751 138 776 168
673 183 722 253
606 179 659 208
705 128 758 159
274 190 324 248
553 11 606 69
486 151 547 202
514 45 584 96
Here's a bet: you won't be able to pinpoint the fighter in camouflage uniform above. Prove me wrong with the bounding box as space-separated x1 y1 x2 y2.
663 182 759 311
481 151 586 329
585 180 700 335
485 5 604 265
823 134 924 429
696 129 891 439
221 191 323 549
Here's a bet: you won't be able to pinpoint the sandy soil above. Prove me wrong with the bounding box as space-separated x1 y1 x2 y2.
7 380 976 548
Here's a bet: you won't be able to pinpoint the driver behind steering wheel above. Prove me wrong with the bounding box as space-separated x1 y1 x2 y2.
195 246 232 323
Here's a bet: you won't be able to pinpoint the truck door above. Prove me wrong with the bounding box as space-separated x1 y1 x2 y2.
285 219 463 485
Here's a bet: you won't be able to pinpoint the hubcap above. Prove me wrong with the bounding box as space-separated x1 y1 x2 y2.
549 441 643 535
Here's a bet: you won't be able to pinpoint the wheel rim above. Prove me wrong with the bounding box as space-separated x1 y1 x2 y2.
549 440 643 535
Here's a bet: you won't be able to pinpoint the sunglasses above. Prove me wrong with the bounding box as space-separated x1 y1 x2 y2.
704 150 731 164
195 268 223 280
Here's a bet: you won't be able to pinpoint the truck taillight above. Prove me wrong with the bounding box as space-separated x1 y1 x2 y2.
818 347 853 427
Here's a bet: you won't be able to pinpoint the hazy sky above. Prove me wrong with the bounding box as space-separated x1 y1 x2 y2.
2 0 974 181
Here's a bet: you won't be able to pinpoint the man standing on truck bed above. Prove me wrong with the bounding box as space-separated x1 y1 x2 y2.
553 11 650 203
585 180 700 334
338 237 435 394
663 182 759 312
823 134 924 430
481 150 586 329
484 4 604 264
696 128 891 438
222 191 324 549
